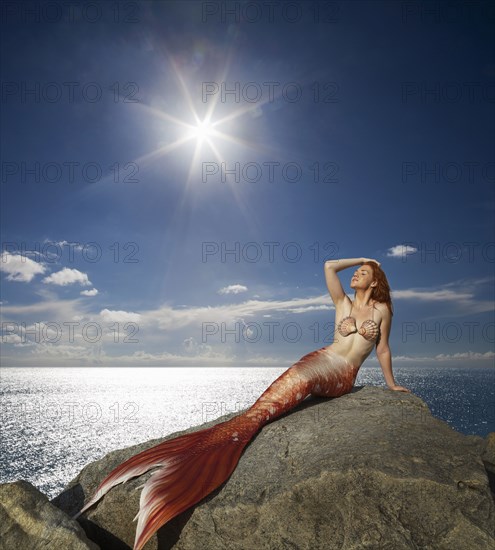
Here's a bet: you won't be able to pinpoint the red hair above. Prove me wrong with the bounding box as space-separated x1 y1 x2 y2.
360 262 394 316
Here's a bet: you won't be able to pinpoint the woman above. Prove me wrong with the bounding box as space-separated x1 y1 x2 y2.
78 257 410 550
323 257 410 393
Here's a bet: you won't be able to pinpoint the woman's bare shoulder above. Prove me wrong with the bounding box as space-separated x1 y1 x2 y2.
373 301 390 316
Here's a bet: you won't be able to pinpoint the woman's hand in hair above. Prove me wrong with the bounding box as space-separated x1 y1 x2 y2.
361 258 381 267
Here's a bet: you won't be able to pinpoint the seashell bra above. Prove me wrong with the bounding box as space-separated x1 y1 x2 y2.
337 300 380 342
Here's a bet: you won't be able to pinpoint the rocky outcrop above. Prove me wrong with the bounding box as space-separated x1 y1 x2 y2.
49 386 495 550
0 480 99 549
482 432 495 496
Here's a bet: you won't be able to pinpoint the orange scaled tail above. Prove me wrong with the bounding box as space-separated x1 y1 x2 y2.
76 347 357 550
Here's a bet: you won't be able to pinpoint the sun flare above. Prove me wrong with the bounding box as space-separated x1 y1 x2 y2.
190 120 214 141
125 48 282 201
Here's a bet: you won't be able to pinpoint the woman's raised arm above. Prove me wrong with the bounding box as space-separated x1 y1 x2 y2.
324 257 364 306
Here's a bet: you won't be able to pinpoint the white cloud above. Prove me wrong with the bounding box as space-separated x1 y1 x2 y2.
182 336 197 353
392 285 493 315
51 240 84 251
181 336 233 360
99 309 141 323
0 297 84 317
245 355 286 365
286 305 332 314
386 245 418 258
149 295 333 330
433 351 495 361
366 351 495 363
443 276 495 288
0 252 46 282
21 250 45 260
81 288 99 297
218 284 248 295
392 289 470 301
43 268 91 286
101 349 238 365
31 342 100 360
3 273 493 368
1 334 23 344
365 351 495 367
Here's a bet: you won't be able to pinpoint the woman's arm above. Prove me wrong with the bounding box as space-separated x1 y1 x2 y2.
323 258 364 305
324 257 381 305
325 257 369 273
376 308 411 393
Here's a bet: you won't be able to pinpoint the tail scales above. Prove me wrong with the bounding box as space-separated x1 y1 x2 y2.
77 418 256 550
75 425 215 518
77 359 322 549
134 435 249 550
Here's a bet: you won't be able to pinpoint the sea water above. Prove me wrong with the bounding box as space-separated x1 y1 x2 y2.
1 365 493 499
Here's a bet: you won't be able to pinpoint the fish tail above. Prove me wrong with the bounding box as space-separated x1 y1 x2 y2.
75 424 219 518
77 347 353 549
76 417 259 550
132 418 255 550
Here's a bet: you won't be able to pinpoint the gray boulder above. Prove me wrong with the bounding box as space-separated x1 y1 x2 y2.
0 480 99 549
52 386 494 549
481 432 495 500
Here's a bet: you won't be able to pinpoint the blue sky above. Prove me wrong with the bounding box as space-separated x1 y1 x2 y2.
1 0 494 368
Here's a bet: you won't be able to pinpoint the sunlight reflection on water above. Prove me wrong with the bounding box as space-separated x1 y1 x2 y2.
1 365 493 498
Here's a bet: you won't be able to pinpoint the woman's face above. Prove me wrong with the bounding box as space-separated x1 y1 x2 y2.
350 266 376 290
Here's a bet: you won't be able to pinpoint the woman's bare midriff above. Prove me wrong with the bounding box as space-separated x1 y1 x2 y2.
325 336 375 370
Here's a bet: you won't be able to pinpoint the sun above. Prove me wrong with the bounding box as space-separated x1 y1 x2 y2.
126 50 279 191
189 120 214 142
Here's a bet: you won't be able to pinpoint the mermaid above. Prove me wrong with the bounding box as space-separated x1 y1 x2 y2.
77 257 411 549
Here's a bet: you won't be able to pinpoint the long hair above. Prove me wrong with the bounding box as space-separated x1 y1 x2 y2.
361 261 394 316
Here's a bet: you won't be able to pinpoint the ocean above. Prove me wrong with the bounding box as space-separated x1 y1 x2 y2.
1 365 494 500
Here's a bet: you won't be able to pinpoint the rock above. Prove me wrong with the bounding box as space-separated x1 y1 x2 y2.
53 386 495 550
0 480 99 550
481 432 495 499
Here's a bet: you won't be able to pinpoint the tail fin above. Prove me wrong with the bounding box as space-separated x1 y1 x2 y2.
76 418 255 550
76 358 316 548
